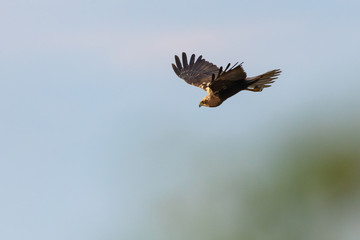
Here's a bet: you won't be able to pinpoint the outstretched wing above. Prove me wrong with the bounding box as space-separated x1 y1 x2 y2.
172 52 219 91
209 63 247 92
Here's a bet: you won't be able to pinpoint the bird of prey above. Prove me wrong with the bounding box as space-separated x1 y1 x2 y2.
171 52 281 107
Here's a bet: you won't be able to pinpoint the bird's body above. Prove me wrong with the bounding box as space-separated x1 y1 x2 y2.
171 52 281 107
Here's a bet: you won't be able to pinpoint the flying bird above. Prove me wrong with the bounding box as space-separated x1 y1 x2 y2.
171 52 281 107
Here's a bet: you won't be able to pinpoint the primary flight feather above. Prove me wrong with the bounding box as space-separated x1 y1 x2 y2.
171 52 281 107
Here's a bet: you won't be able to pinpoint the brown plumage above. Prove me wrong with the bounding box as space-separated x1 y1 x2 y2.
171 52 281 107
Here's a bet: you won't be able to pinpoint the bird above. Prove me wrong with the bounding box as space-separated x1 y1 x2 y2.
171 52 281 108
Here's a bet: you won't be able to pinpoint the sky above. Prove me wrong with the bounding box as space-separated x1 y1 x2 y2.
1 0 360 239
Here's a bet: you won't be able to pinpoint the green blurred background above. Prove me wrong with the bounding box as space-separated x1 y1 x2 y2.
158 117 360 240
1 0 359 239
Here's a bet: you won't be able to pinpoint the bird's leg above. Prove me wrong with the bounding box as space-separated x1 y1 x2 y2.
245 87 262 92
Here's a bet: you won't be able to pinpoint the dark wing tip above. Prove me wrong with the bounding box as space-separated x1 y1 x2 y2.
189 54 195 66
224 63 231 72
171 63 180 76
230 62 239 70
217 66 223 78
182 52 188 67
174 55 182 70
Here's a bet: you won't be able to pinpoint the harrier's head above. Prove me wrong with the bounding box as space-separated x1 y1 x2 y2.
199 95 222 108
199 98 209 108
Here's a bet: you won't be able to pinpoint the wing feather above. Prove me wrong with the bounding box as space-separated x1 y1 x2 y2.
171 52 219 91
191 56 204 73
189 54 195 66
175 55 182 70
209 65 247 92
171 64 180 76
182 52 188 68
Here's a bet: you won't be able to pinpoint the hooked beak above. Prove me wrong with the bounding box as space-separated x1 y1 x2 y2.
199 103 203 108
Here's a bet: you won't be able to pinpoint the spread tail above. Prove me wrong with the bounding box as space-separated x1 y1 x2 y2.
245 69 281 92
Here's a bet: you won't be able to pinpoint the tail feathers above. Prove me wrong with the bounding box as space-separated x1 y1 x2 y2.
246 69 281 92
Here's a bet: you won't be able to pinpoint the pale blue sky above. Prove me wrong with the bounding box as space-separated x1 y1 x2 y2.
1 0 360 239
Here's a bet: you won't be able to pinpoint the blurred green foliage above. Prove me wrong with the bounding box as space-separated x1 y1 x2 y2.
159 120 360 240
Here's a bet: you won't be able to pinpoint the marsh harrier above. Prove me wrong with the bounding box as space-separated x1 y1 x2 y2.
172 52 281 107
